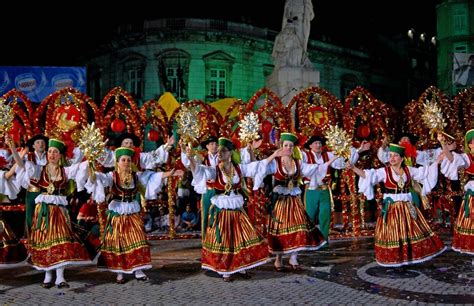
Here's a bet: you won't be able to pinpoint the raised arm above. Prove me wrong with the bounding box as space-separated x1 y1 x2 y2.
5 134 25 169
265 148 284 163
185 146 197 172
437 133 454 162
345 161 366 178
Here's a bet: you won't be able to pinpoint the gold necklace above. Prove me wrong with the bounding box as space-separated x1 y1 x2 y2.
392 167 405 189
46 165 60 195
118 169 132 188
220 163 234 194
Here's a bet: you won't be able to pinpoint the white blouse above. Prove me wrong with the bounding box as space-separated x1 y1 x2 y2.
255 158 329 196
191 161 260 210
85 170 164 215
358 163 439 201
15 160 89 206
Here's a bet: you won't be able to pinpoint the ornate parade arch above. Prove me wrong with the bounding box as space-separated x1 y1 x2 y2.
1 89 35 144
100 87 144 141
288 86 343 137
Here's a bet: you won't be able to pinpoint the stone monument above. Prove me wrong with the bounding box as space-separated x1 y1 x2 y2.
266 0 320 104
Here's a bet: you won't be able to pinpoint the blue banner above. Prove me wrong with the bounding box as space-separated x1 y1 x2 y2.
0 66 86 103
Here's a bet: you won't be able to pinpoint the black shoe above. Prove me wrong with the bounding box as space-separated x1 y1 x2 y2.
56 282 70 289
116 278 127 284
41 282 54 289
135 276 150 282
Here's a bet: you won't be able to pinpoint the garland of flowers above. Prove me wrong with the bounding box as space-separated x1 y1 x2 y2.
167 175 179 238
100 87 144 139
288 86 342 137
454 87 474 142
348 172 361 236
140 99 169 138
2 89 34 140
221 99 247 139
340 87 396 235
78 92 101 129
248 88 289 133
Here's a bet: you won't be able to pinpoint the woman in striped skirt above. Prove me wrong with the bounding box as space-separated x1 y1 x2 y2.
187 137 269 282
257 133 334 271
11 138 91 289
347 143 445 266
439 130 474 255
86 147 183 284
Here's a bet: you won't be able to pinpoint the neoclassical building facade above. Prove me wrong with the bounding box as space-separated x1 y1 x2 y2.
85 18 434 107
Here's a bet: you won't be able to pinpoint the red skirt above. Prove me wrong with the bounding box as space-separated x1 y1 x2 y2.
267 194 326 254
99 212 151 273
29 203 91 270
202 207 269 275
375 201 445 266
452 194 474 255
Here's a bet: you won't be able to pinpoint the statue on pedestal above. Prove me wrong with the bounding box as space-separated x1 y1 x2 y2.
272 0 314 69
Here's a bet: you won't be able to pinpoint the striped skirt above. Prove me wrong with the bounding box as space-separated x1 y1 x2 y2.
0 218 27 267
99 212 151 273
452 195 474 255
268 194 326 254
202 206 269 276
375 200 445 266
29 203 91 270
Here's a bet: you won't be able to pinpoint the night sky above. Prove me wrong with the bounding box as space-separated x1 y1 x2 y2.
1 0 437 66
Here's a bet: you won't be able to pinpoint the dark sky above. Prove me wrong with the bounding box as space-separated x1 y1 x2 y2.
1 0 437 66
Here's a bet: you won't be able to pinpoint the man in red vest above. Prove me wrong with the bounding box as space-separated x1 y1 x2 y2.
302 135 370 239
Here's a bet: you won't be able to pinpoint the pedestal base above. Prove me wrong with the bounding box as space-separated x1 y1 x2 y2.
266 67 320 104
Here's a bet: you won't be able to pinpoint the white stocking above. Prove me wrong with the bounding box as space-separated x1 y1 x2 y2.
43 271 53 283
116 272 124 281
55 267 66 285
134 270 146 279
289 252 299 266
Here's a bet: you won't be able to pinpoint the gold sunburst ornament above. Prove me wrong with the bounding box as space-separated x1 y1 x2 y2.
176 106 201 145
78 122 106 161
0 98 14 137
239 112 260 145
421 99 446 132
324 125 352 159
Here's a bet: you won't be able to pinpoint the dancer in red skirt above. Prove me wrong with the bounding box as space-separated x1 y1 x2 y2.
86 147 183 284
187 137 269 282
347 143 446 266
258 133 335 271
439 129 474 254
11 138 91 288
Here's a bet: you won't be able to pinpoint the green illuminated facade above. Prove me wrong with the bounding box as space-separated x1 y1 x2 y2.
86 18 435 107
436 0 474 96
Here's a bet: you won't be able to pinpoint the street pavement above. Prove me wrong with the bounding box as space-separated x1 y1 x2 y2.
0 231 473 305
